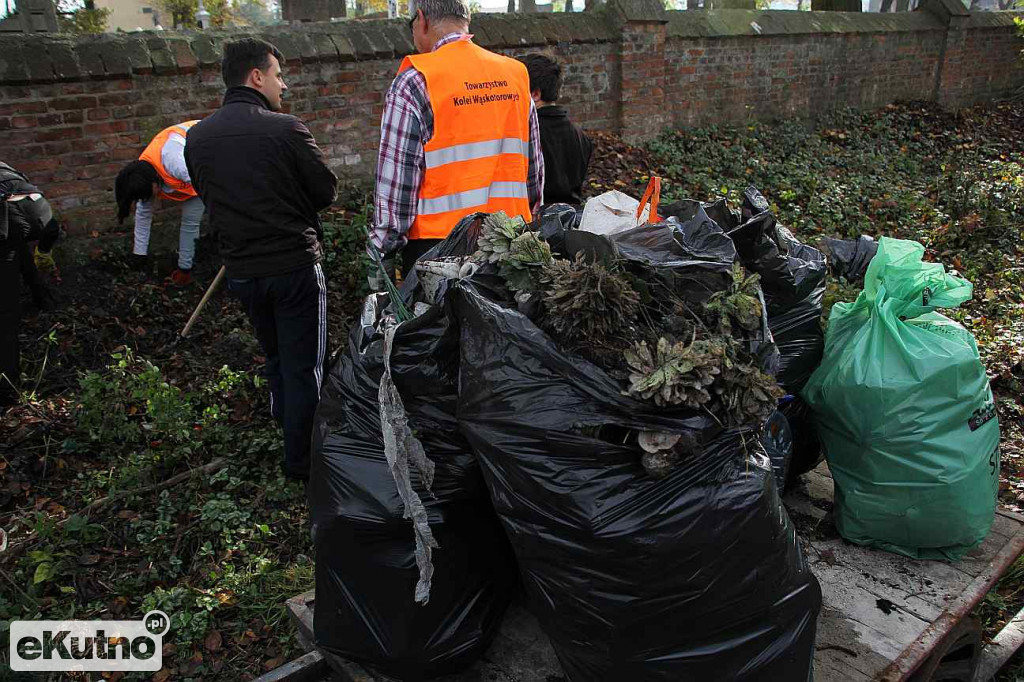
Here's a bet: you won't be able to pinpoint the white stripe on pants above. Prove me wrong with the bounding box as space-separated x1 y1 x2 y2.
313 263 327 391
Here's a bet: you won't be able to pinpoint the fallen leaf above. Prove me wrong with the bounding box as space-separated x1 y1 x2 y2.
204 629 223 652
152 671 171 682
77 554 101 566
263 657 284 671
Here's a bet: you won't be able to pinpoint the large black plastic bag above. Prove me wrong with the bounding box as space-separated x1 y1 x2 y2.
308 291 516 680
727 191 826 393
614 207 738 305
449 257 821 680
823 234 878 282
724 190 828 487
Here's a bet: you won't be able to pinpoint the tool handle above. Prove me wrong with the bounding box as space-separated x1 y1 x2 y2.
181 265 227 339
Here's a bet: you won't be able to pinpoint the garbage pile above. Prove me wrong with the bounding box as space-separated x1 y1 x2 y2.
310 185 823 681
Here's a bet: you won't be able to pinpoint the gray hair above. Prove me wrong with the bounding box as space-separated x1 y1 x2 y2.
413 0 470 24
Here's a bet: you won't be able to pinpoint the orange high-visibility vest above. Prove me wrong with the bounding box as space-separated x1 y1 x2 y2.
139 120 199 202
399 39 533 240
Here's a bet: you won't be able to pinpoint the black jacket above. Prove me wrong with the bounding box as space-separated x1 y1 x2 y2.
537 106 593 207
184 87 338 278
1 162 58 263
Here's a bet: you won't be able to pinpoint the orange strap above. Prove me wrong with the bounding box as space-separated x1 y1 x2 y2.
636 176 661 224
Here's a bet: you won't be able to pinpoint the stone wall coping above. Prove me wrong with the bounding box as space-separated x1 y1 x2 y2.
0 12 619 85
0 8 1019 85
667 9 951 37
963 9 1024 27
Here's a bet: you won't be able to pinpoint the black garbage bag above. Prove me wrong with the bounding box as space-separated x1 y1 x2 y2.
449 280 821 682
762 409 794 492
780 395 824 488
823 234 878 282
614 207 737 306
536 202 582 254
309 290 516 680
727 190 827 394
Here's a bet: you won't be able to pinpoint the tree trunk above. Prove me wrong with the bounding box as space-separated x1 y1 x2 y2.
520 0 535 11
507 0 515 11
880 0 893 11
584 0 603 10
565 0 573 11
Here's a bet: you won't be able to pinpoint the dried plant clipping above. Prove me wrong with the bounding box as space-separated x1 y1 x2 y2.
540 254 642 366
624 336 725 408
474 211 527 264
705 262 763 334
500 231 554 293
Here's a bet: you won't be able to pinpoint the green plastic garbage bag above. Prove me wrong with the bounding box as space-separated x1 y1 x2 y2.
802 237 1000 560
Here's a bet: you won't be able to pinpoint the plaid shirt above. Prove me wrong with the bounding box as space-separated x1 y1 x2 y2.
371 33 544 256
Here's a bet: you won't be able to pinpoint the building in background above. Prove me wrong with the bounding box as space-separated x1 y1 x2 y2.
0 0 59 31
92 0 161 30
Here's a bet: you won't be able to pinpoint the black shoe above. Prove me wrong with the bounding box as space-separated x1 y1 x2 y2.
129 254 149 273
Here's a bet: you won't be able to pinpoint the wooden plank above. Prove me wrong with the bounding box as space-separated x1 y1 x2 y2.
987 512 1017 540
877 521 1024 681
814 651 875 682
952 529 1018 579
252 651 331 682
806 536 977 620
973 602 1024 681
285 591 383 682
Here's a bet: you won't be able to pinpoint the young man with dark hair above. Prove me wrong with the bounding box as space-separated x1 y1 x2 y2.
519 54 593 208
114 120 204 286
185 38 338 482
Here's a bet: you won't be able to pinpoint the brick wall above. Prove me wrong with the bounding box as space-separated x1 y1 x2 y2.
0 0 1020 232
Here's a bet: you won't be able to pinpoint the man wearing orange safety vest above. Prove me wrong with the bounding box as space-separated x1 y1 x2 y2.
114 120 204 287
368 0 544 286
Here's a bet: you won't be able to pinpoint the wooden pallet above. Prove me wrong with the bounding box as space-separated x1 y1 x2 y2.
788 463 1024 681
261 462 1024 682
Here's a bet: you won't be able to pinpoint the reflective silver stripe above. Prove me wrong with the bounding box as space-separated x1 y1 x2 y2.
418 181 529 215
424 138 529 169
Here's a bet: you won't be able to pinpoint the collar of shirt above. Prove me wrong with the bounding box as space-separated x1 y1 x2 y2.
432 32 473 51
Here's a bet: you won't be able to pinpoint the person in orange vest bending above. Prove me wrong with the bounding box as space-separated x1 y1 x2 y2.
114 120 204 287
367 0 544 288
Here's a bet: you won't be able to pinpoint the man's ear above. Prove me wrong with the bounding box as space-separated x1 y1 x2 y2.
247 67 263 88
531 89 542 104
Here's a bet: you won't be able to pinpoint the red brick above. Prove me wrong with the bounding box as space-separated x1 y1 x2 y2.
62 151 113 166
97 92 135 107
84 121 130 135
0 101 47 116
11 115 37 129
88 108 111 121
35 127 83 143
77 163 121 180
50 96 99 111
15 157 60 173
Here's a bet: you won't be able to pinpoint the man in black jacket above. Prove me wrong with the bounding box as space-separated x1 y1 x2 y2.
519 54 593 207
1 162 62 407
185 38 338 481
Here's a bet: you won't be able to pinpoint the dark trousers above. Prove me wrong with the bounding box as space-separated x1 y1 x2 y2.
227 262 327 480
0 257 20 406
